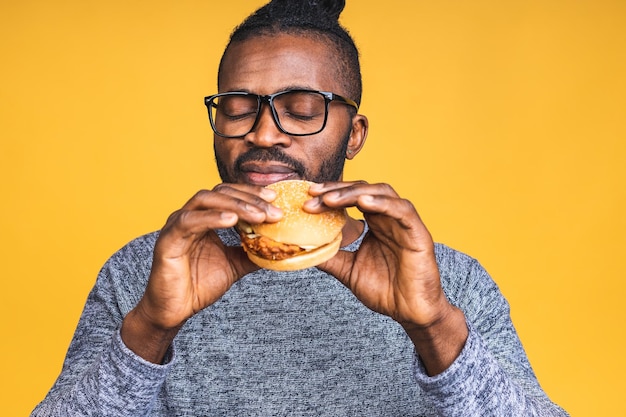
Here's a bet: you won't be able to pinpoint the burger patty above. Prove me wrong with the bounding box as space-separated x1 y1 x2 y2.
240 232 305 260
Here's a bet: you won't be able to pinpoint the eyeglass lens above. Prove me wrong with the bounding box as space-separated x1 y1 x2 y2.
210 91 327 137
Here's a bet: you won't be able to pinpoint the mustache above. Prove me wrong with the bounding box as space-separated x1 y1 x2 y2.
235 147 306 177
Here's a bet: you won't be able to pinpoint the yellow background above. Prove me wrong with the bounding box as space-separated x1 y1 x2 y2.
1 0 624 415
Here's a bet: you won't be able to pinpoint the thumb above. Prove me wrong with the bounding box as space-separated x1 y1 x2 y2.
316 250 355 287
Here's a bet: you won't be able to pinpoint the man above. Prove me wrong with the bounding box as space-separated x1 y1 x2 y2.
32 0 568 415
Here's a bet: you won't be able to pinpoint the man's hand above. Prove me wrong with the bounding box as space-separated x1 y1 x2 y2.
306 181 469 375
121 184 282 363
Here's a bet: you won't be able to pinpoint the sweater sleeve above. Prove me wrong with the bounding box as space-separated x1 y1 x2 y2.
413 246 569 416
31 331 173 416
31 233 173 417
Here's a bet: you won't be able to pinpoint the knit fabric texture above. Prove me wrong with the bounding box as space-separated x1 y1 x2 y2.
32 225 569 416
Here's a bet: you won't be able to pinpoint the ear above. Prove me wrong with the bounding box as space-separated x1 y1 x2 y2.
346 114 368 160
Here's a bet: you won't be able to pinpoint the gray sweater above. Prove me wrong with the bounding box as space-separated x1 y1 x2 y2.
32 225 568 416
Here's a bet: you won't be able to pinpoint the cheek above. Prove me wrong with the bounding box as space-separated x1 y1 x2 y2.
313 118 351 155
296 139 333 162
299 130 349 170
214 138 241 162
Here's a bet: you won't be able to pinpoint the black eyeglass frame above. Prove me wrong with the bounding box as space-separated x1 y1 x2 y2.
204 89 359 138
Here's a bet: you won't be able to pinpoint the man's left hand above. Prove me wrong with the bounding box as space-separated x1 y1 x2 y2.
305 181 469 375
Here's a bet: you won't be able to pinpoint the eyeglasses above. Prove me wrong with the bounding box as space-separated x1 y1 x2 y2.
204 89 359 138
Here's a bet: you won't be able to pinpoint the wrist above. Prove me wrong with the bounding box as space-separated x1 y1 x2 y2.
400 299 460 335
402 304 468 376
120 306 182 364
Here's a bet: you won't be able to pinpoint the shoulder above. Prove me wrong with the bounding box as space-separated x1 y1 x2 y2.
434 242 480 273
93 231 160 313
433 242 509 318
103 231 159 273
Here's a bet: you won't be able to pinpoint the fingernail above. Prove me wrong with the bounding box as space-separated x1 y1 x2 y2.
305 197 321 208
326 191 340 201
269 205 283 217
245 203 262 212
260 188 277 201
361 195 374 204
221 212 237 221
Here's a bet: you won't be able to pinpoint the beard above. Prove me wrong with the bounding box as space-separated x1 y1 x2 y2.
214 131 350 184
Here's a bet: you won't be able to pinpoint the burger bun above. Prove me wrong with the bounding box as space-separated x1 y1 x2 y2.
240 180 346 271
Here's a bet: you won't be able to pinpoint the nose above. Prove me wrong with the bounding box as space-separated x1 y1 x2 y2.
243 104 292 148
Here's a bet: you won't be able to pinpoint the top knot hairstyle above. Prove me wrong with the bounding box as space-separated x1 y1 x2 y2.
218 0 362 106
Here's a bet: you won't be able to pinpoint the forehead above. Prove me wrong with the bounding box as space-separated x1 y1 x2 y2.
219 33 344 95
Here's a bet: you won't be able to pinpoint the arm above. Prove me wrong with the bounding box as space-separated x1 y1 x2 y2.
119 185 280 364
32 184 282 416
414 250 569 416
31 234 174 416
307 181 568 416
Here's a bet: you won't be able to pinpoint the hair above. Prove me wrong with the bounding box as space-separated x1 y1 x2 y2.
218 0 362 106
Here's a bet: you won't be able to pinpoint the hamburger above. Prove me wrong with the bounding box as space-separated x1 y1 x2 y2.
238 180 347 271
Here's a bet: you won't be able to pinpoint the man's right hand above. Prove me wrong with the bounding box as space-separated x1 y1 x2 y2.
120 183 283 363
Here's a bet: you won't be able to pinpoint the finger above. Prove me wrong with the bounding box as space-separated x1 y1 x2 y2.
179 188 282 224
358 194 435 252
162 209 240 241
153 210 238 261
212 183 277 204
307 180 368 196
316 249 356 286
309 182 431 247
303 181 368 212
182 184 275 210
358 194 420 229
212 184 283 223
304 182 399 213
223 244 262 277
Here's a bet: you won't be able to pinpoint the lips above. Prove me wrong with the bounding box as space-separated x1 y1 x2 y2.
240 162 300 186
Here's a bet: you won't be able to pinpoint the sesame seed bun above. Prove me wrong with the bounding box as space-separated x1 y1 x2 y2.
239 180 346 271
